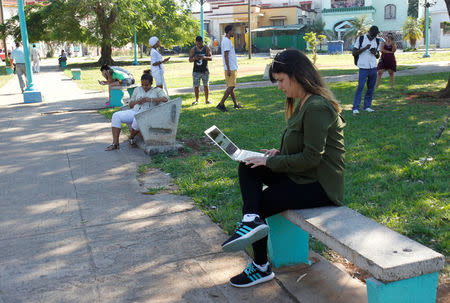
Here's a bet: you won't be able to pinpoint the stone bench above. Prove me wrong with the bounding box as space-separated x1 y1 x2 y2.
109 84 138 107
134 97 183 154
266 206 444 303
269 48 286 59
71 68 81 80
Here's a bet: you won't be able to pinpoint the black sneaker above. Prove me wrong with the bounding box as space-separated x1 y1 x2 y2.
222 217 269 252
230 262 275 288
192 101 199 105
233 103 243 109
216 104 228 112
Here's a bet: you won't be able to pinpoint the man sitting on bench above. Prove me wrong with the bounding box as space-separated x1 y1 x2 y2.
104 71 168 151
98 65 135 106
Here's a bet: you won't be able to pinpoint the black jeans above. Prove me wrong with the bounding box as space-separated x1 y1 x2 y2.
238 162 333 265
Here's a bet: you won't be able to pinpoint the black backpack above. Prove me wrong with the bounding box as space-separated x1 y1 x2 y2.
353 35 380 66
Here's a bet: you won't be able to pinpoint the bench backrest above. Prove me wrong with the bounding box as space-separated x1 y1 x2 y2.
134 97 182 146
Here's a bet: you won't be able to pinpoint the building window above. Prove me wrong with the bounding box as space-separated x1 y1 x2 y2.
272 19 285 26
385 4 396 19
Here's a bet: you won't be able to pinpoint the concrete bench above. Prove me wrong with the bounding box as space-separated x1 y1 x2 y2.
269 48 286 59
71 68 81 80
134 97 183 154
109 84 138 107
266 206 445 303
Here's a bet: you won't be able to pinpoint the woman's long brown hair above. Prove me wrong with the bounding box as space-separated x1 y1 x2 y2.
269 49 342 119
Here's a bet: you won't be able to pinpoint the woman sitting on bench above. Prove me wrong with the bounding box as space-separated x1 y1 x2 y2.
105 71 168 151
221 49 346 287
98 65 135 106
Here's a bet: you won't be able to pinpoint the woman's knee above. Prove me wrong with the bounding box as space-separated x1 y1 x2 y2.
111 112 123 128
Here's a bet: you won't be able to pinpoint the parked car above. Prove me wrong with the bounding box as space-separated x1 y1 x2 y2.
0 50 5 61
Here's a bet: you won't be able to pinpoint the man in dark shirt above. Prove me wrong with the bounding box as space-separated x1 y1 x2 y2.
189 36 212 105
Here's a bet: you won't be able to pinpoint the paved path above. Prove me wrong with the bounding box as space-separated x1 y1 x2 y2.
169 60 450 95
0 62 302 302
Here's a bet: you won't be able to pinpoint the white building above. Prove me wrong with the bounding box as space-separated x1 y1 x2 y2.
419 0 450 47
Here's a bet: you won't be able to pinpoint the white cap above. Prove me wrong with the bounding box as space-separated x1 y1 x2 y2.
149 36 159 47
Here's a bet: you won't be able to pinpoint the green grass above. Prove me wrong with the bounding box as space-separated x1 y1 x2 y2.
0 66 14 88
116 72 449 257
65 50 446 91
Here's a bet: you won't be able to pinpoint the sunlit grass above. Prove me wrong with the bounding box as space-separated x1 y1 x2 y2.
65 50 447 91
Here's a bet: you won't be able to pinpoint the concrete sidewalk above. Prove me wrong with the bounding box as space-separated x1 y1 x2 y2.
168 60 450 95
0 62 368 302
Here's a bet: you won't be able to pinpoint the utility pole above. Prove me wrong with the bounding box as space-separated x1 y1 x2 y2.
17 0 42 103
0 0 7 53
423 0 431 57
423 0 437 58
132 24 139 65
248 0 251 59
200 0 204 40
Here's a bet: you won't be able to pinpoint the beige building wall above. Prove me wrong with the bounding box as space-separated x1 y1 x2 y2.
258 7 299 27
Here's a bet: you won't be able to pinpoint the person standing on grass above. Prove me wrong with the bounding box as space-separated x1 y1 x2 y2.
375 33 397 89
10 42 27 93
189 36 212 105
31 44 40 73
221 49 345 288
217 25 242 112
352 25 380 115
149 36 170 96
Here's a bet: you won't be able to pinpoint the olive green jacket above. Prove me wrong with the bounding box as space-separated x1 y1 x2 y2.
266 95 346 204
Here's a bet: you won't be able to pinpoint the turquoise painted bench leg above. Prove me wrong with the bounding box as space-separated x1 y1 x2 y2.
266 213 310 268
72 71 81 80
127 87 135 98
367 272 438 303
109 90 124 107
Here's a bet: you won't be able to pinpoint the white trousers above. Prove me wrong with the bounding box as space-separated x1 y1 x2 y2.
152 69 169 96
111 109 139 131
32 59 40 73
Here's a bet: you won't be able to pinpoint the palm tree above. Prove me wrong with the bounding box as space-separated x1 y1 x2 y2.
343 15 371 41
402 16 423 48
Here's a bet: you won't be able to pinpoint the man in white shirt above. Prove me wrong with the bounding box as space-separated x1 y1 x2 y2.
217 25 241 112
149 36 170 96
10 42 27 93
352 26 380 114
31 44 40 73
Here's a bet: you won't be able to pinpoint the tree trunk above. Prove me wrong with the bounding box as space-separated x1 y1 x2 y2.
95 2 116 66
438 75 450 98
98 43 114 65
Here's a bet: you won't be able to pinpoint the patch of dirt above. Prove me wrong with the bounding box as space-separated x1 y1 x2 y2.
404 91 450 106
327 251 372 283
181 136 214 153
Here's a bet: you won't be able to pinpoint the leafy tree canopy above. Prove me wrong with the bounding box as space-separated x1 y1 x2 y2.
1 0 200 65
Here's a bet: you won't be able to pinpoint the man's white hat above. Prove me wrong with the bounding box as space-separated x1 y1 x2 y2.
149 36 159 47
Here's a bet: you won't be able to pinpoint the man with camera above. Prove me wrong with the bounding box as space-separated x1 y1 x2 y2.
352 26 381 114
